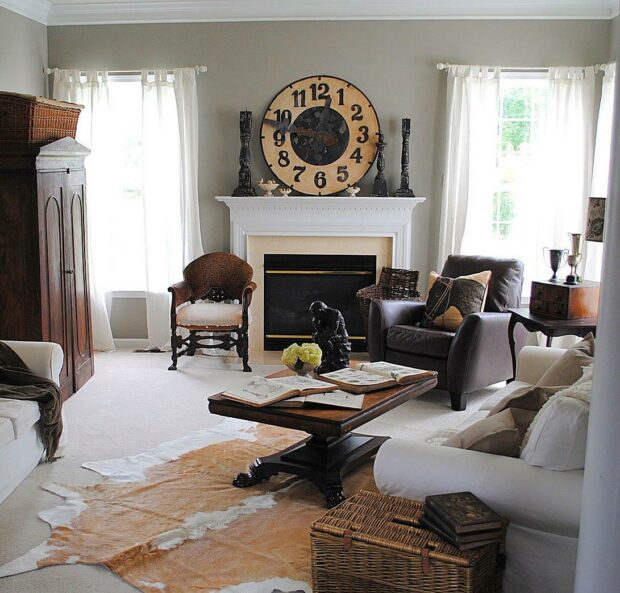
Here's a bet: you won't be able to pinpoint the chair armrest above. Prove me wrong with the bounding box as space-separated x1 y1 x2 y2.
2 340 64 386
168 280 192 308
242 281 257 309
516 346 566 384
374 439 582 537
368 300 426 361
448 311 521 394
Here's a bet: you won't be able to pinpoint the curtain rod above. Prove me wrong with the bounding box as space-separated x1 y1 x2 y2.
436 62 612 73
43 65 208 75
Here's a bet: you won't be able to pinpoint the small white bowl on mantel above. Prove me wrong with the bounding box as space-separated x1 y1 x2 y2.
345 186 361 197
257 179 279 196
278 187 292 197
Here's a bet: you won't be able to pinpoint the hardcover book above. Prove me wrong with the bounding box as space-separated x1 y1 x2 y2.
319 363 436 394
221 375 337 407
270 390 365 410
419 515 502 551
422 507 504 545
425 491 504 534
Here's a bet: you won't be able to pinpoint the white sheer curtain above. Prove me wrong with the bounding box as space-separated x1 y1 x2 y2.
438 65 500 267
451 66 595 292
584 63 616 281
173 68 203 265
53 69 116 352
142 69 204 349
55 68 203 351
517 67 595 288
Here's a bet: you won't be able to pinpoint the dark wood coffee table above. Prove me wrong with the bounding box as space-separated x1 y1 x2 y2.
208 369 438 507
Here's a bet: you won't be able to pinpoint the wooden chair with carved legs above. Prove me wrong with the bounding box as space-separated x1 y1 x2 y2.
167 252 256 372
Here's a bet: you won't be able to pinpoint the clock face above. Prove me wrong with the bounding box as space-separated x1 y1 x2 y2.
261 75 380 195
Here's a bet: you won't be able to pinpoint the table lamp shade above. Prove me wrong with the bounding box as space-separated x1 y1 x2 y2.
586 197 606 242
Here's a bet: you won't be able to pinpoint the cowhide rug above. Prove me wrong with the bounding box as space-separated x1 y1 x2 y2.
0 419 376 592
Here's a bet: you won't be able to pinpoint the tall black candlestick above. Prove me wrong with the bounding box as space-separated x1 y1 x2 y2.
371 132 389 197
395 118 415 197
232 110 256 197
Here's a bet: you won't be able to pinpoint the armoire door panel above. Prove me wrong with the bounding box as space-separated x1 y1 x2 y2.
66 176 94 391
38 172 73 397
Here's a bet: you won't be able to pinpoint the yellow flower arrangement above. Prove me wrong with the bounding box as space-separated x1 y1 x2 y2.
281 342 322 369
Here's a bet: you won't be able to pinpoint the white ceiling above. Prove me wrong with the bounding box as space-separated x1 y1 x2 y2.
2 0 618 27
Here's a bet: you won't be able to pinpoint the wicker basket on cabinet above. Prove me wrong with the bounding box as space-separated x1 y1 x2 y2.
357 267 421 335
0 92 82 151
311 490 503 593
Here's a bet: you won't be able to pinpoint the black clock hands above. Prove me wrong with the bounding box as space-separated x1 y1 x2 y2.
316 96 332 130
263 117 293 133
264 116 338 147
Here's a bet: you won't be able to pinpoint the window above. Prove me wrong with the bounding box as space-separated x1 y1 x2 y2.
493 76 548 242
106 77 147 291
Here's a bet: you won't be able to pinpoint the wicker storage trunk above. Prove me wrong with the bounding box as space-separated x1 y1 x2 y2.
311 491 502 593
0 92 82 151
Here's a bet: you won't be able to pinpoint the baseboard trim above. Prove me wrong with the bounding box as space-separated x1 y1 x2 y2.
113 338 149 350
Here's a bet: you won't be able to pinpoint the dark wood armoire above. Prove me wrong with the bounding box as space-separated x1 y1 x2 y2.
0 137 94 399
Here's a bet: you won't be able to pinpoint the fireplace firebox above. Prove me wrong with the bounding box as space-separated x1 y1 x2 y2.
264 254 376 352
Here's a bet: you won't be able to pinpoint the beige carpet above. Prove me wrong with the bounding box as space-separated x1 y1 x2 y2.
0 350 500 593
1 421 376 592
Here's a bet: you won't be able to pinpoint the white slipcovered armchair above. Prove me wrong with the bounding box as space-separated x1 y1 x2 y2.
374 346 582 593
0 341 64 505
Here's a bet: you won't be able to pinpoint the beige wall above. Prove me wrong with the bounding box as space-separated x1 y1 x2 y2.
610 16 619 60
0 7 47 95
47 19 611 339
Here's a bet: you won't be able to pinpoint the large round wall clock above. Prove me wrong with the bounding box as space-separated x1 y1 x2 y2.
261 75 381 196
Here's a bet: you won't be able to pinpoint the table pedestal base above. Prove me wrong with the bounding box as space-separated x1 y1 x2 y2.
233 432 388 508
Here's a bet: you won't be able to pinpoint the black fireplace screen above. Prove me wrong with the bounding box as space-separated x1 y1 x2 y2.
263 254 377 351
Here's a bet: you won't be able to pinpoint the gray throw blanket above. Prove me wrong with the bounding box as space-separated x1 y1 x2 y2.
0 341 63 462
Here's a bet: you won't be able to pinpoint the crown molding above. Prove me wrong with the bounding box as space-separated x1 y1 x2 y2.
0 0 616 26
0 0 51 24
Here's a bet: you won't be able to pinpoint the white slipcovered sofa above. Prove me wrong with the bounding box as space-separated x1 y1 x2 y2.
374 346 583 593
0 340 64 505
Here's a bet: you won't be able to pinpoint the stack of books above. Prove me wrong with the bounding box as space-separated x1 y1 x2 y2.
420 492 506 551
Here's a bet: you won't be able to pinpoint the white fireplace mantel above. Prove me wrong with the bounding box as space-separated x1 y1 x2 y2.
216 195 425 268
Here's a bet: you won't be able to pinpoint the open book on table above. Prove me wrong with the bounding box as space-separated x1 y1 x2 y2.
220 375 337 407
319 362 436 394
270 389 365 410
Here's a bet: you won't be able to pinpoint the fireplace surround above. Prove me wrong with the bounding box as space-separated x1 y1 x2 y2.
216 195 426 351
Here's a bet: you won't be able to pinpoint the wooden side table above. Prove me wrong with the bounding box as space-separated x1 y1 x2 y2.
507 307 597 379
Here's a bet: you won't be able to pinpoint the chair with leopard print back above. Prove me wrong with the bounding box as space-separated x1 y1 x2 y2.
168 252 256 372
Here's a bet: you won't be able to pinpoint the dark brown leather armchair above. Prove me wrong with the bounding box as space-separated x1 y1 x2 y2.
168 252 256 372
368 255 527 411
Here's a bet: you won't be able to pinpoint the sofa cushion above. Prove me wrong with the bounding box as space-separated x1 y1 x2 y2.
488 385 550 416
536 334 594 388
442 407 537 457
176 302 243 328
520 396 589 471
386 324 454 359
0 399 40 439
421 270 491 331
0 417 14 447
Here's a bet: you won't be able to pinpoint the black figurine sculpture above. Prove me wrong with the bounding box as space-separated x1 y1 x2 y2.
309 301 351 374
232 110 256 197
371 132 389 197
395 118 415 197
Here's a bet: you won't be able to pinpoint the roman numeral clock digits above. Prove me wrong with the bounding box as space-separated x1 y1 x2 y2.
260 75 381 195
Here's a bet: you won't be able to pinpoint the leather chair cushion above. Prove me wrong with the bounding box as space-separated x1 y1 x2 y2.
441 255 524 312
176 302 243 328
386 324 455 359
